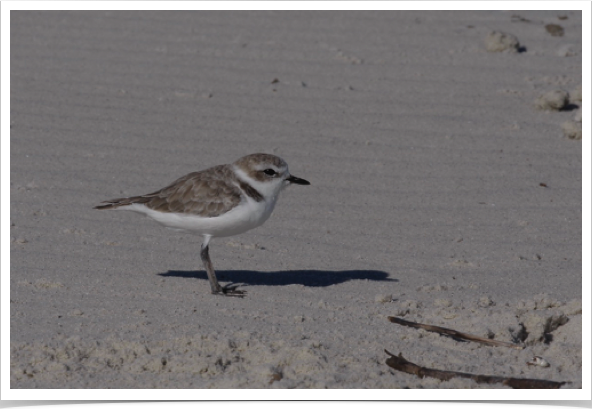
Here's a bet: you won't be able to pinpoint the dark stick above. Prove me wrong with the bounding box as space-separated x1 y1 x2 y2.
388 316 524 350
384 350 566 389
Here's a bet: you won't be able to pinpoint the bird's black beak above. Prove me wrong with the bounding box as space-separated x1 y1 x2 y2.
287 175 310 185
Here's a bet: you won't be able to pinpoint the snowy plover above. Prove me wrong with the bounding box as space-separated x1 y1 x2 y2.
95 153 310 297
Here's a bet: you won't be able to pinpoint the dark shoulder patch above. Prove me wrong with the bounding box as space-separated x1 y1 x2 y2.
238 180 264 202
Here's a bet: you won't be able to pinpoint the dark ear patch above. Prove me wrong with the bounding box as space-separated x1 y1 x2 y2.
248 170 269 182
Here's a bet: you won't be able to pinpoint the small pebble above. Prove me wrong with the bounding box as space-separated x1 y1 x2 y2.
375 294 393 303
527 356 550 367
545 24 564 37
478 296 496 308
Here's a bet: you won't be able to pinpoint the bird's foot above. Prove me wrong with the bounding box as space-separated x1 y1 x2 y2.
212 284 246 298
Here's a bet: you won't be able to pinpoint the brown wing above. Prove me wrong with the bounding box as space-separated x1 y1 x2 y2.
94 165 243 217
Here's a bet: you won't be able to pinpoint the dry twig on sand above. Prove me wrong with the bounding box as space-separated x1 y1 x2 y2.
384 350 566 389
388 316 524 349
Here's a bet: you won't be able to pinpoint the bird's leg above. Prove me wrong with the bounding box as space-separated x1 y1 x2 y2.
200 241 245 297
200 243 223 294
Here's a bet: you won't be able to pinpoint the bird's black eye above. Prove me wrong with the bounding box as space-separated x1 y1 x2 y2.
263 169 277 176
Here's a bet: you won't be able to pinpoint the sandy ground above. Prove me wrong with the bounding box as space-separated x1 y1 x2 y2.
9 11 582 389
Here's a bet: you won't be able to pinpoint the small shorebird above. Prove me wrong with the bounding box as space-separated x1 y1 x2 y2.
95 153 310 297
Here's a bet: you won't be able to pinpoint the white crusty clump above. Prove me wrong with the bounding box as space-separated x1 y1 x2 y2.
485 31 520 53
534 90 569 111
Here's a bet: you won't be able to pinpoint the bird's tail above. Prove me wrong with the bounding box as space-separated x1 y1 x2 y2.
94 195 150 210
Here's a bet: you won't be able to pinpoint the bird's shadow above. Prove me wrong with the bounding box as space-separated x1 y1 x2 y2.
159 269 396 288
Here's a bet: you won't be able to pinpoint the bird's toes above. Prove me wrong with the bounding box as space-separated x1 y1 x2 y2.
211 284 246 297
